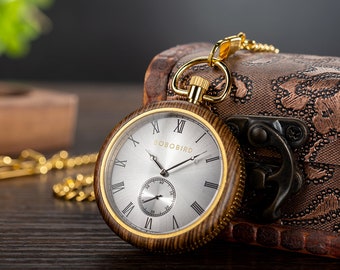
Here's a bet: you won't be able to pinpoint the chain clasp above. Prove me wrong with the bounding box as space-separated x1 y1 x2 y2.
208 32 245 67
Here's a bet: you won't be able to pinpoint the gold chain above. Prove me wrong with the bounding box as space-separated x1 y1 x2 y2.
52 173 95 202
208 32 279 66
0 149 97 201
1 33 279 202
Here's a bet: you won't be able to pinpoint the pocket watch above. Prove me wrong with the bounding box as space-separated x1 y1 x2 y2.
94 48 246 253
94 33 277 253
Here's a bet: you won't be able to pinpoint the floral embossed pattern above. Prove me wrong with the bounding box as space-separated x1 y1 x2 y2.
272 66 340 232
272 66 340 161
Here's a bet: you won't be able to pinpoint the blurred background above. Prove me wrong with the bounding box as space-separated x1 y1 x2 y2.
0 0 339 83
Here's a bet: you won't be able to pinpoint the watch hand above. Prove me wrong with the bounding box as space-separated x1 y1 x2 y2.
161 150 207 176
145 149 166 173
142 195 163 204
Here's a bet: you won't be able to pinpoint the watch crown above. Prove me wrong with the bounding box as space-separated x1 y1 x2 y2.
188 76 210 105
190 76 210 91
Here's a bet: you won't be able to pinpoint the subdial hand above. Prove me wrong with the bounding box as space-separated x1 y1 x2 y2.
142 195 163 204
161 150 207 176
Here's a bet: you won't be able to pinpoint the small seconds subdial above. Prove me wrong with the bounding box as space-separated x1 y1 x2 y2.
138 177 176 217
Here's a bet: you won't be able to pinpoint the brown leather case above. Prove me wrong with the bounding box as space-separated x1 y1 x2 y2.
143 43 340 259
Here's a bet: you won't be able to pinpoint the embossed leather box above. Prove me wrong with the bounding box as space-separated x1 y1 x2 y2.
143 43 340 258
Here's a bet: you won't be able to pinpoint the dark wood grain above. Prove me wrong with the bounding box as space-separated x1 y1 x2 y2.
1 83 339 269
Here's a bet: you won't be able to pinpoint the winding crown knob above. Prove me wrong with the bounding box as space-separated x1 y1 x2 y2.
190 76 210 90
188 76 210 104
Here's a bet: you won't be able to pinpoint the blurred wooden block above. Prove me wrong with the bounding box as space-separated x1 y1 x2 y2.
0 83 78 154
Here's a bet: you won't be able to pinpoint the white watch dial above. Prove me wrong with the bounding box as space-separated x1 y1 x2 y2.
102 110 224 234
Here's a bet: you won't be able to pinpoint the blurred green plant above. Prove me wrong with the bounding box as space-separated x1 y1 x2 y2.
0 0 53 58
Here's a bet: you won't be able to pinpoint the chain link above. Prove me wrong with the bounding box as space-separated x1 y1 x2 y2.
52 174 95 202
240 34 279 54
1 149 98 202
0 149 97 179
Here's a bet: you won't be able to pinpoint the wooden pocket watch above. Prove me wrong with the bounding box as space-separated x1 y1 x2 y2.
94 52 246 253
94 33 279 253
94 98 245 253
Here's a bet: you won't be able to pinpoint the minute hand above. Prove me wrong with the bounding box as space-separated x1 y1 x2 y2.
160 151 207 176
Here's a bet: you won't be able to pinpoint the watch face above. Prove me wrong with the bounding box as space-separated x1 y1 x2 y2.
95 101 244 252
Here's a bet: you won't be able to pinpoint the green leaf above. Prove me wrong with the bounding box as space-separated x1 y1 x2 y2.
0 0 53 58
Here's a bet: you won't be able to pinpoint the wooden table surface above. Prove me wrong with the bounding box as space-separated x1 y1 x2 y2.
1 83 339 269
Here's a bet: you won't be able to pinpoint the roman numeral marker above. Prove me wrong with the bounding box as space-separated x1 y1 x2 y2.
172 215 179 229
173 119 186 134
144 217 152 230
206 156 220 163
151 120 160 134
204 181 219 190
111 181 125 194
128 135 139 147
122 202 135 217
195 132 207 143
191 201 204 216
114 159 127 167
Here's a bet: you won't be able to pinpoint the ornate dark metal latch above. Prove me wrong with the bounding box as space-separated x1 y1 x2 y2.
226 115 309 222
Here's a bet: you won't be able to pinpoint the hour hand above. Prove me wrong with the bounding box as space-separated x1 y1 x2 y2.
145 150 168 176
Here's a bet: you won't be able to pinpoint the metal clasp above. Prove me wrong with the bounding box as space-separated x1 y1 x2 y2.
226 115 308 221
208 32 246 66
